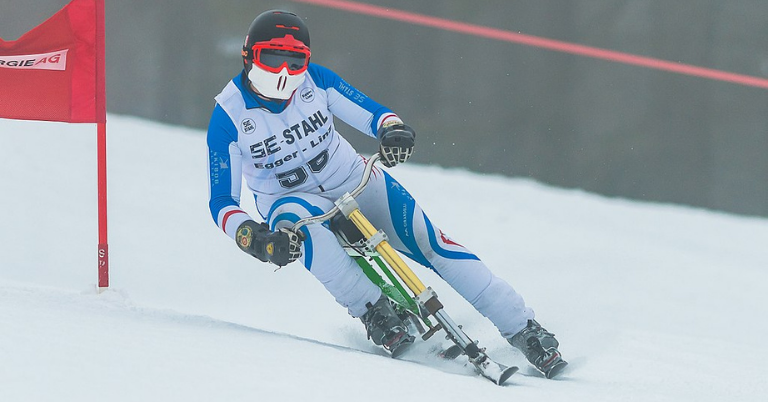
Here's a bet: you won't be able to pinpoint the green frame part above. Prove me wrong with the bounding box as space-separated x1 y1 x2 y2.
353 255 432 327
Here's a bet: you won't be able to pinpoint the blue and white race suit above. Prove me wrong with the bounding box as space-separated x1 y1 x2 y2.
207 64 533 337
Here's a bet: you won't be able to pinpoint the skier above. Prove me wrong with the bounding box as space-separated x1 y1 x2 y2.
206 9 567 378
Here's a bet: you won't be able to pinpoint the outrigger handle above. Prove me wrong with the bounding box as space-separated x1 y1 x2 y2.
291 153 382 232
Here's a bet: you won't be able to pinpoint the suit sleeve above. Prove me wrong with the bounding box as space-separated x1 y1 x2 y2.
308 63 402 138
207 103 252 239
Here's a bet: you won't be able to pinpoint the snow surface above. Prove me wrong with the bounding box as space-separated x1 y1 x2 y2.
1 115 767 401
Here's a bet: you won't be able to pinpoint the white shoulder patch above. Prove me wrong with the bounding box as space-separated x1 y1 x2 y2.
214 81 245 124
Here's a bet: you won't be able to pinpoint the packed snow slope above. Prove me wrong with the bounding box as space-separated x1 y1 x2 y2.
1 116 767 402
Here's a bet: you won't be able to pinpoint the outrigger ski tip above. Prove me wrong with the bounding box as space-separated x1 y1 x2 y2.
498 365 519 385
436 344 517 385
474 355 519 385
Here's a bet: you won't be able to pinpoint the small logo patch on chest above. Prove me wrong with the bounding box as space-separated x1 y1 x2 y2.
241 118 256 134
300 88 315 103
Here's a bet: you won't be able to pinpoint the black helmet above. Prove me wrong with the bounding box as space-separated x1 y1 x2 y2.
241 10 311 99
242 10 310 72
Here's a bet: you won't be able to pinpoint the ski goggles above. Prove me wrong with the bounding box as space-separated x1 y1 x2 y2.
251 35 311 75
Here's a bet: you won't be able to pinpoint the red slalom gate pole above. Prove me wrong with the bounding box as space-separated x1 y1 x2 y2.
95 0 108 291
97 121 109 290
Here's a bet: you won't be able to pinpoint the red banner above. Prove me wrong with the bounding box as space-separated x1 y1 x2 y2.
0 0 105 123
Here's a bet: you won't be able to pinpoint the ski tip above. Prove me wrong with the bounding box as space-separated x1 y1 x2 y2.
497 365 519 385
545 360 568 379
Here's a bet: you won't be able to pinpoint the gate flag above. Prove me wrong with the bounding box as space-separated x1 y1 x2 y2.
0 0 105 123
0 0 109 289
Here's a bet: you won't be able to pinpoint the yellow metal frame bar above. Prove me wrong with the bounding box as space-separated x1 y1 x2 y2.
347 209 426 295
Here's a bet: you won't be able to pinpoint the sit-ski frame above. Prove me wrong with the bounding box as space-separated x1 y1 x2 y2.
291 153 517 385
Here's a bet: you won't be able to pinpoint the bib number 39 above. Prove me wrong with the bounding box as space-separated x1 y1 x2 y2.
277 150 329 189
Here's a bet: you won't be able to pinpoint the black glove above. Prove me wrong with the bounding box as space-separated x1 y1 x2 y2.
236 220 303 266
377 123 415 168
